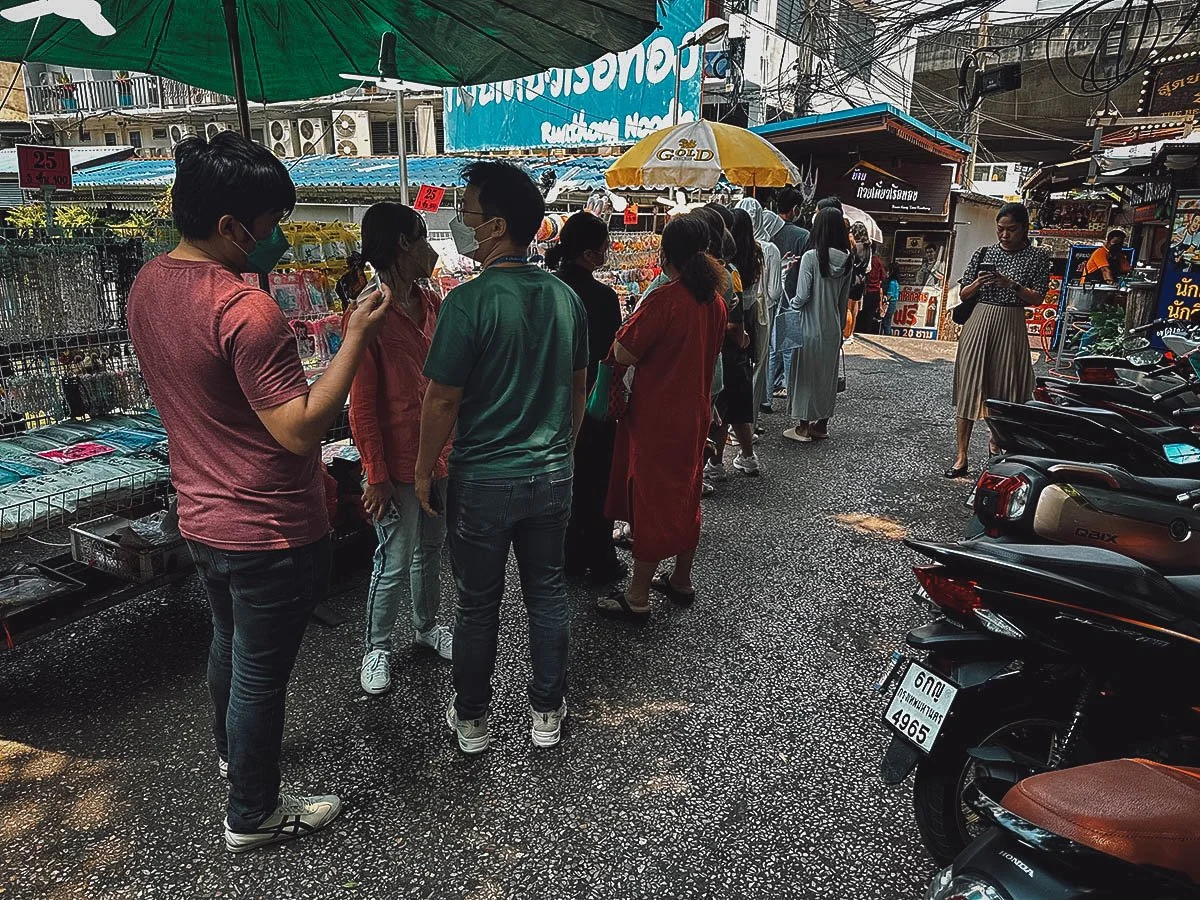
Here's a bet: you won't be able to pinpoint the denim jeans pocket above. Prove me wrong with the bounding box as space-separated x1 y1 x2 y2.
453 481 514 535
548 471 574 511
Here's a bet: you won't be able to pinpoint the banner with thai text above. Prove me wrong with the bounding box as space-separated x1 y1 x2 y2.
443 0 704 152
890 230 949 340
1157 192 1200 324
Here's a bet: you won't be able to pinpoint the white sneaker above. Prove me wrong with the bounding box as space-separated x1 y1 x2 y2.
733 453 762 476
531 701 567 748
702 481 714 497
415 625 454 661
224 793 342 853
218 757 228 779
360 649 391 695
703 461 728 482
783 425 813 443
445 695 490 754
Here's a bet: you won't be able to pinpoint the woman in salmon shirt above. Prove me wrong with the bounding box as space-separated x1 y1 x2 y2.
348 202 454 695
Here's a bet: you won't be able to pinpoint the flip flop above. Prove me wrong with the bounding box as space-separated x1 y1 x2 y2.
650 574 696 607
596 589 650 623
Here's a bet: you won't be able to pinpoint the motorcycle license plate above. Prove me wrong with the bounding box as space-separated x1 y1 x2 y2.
883 660 958 754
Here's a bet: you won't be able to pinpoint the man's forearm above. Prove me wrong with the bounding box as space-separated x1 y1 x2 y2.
416 393 459 479
298 332 368 447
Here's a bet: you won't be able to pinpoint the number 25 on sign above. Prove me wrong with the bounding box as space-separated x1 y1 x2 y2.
16 145 72 191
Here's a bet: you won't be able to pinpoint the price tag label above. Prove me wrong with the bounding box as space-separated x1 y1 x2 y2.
624 203 639 226
413 184 445 213
17 145 72 191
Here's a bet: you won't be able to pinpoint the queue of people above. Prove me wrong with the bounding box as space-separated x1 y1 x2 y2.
127 128 891 854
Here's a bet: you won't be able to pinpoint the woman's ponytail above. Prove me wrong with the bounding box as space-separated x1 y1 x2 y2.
662 215 724 305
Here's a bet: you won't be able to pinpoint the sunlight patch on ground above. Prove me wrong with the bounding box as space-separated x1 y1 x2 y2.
830 512 909 542
581 699 693 727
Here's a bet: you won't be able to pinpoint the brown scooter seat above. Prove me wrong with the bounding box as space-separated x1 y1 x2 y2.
1002 758 1200 883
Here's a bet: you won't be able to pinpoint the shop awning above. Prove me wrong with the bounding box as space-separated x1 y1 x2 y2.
0 145 135 175
751 104 971 164
73 153 621 195
1096 131 1200 175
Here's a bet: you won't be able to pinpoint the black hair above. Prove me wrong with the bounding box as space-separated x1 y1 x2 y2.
1107 228 1127 241
706 202 735 231
996 202 1030 226
171 131 296 240
730 208 762 289
690 206 727 257
461 160 545 246
816 196 842 211
360 202 427 272
662 215 724 305
778 187 805 213
810 208 850 278
545 211 608 270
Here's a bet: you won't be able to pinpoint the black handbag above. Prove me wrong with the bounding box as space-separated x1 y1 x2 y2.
952 248 991 325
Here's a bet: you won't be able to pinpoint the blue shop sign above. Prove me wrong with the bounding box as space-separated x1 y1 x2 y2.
443 0 704 152
1158 192 1200 324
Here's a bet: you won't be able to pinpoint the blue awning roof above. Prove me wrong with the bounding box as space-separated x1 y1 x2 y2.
75 154 620 193
752 103 971 156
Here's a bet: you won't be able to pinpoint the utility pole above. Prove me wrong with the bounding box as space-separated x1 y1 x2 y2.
963 10 988 193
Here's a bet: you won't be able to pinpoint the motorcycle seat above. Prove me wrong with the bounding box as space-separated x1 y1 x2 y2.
1002 758 1200 883
1164 575 1200 605
964 542 1169 605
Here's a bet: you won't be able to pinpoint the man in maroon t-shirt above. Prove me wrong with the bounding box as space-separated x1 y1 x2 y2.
128 132 390 853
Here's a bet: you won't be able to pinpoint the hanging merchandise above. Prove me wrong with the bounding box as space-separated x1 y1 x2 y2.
594 231 662 316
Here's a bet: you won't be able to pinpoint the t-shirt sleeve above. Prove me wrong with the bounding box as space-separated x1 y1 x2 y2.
423 293 475 387
219 289 310 411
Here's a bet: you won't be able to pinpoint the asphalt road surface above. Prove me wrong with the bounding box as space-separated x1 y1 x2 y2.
1 335 990 900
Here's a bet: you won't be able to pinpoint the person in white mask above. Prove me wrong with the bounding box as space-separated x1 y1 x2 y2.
415 161 589 754
735 198 784 421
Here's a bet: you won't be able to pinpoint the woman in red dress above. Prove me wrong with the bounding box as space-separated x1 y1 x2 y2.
597 215 729 622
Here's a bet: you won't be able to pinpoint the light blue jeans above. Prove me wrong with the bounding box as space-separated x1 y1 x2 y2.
364 479 448 651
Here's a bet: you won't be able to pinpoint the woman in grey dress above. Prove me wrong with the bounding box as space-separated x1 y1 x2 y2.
783 208 853 442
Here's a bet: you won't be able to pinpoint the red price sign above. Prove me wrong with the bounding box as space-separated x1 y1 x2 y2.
413 184 445 213
17 145 72 191
624 203 639 226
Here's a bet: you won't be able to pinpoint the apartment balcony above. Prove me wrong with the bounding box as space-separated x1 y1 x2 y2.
26 74 237 116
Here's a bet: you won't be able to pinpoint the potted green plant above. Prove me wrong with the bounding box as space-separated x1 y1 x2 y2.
114 70 133 107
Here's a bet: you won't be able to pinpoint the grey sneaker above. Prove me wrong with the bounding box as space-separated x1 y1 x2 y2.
224 793 342 853
218 757 228 780
445 695 490 754
531 701 568 748
733 453 762 476
360 649 391 695
703 461 728 482
415 625 454 661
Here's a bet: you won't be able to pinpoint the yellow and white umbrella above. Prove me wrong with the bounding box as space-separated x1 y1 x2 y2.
605 120 801 190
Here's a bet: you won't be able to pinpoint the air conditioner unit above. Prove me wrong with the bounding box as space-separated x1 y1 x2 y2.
168 123 196 146
204 121 233 141
294 117 331 156
268 119 297 158
331 109 371 157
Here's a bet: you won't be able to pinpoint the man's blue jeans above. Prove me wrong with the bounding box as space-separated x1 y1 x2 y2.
187 537 330 833
447 469 572 720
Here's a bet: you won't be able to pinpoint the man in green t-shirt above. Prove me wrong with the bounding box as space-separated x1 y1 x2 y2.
415 161 588 755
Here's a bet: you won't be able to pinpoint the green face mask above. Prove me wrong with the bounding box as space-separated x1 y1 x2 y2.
236 222 290 274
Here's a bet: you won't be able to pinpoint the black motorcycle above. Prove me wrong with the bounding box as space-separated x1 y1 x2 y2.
925 758 1200 898
875 538 1200 862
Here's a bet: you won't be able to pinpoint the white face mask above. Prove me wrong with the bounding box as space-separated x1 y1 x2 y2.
450 216 498 258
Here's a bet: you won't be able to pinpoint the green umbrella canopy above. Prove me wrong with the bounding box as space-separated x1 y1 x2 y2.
0 0 662 101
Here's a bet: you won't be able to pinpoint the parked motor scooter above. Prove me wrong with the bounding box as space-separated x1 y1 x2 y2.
924 758 1200 899
874 539 1200 863
964 455 1200 572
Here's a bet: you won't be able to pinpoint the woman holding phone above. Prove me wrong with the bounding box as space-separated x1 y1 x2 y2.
947 202 1050 478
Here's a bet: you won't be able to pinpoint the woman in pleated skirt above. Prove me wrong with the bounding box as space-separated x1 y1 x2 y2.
948 203 1051 478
